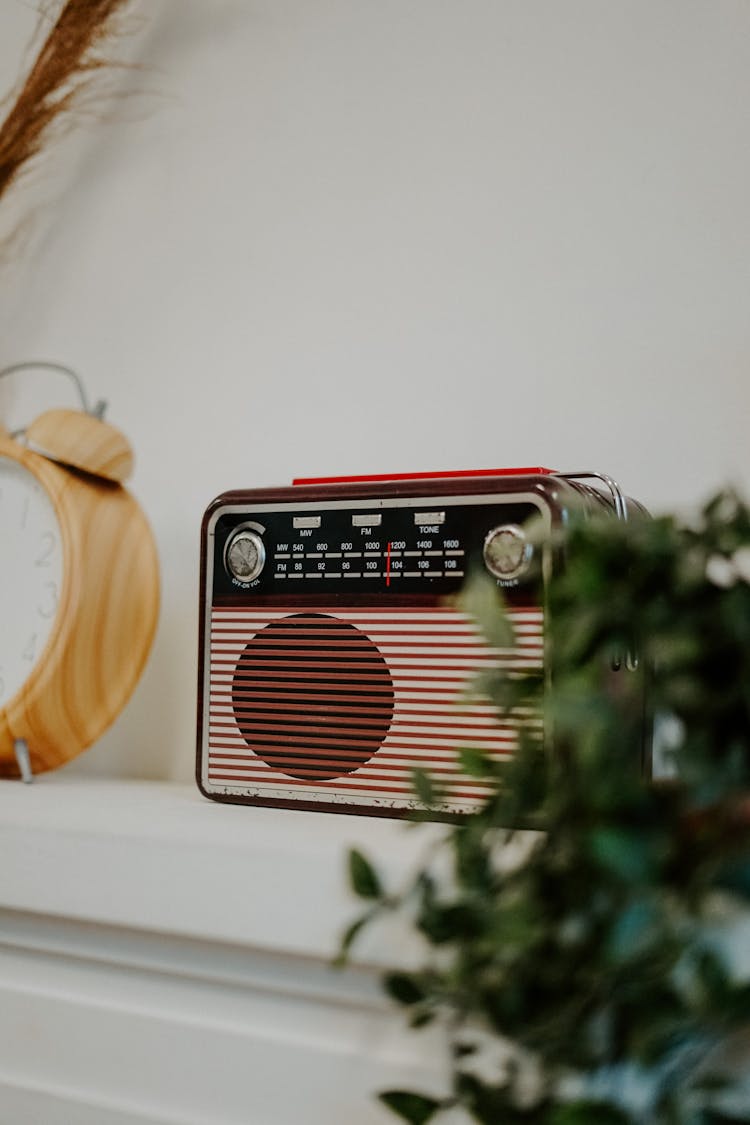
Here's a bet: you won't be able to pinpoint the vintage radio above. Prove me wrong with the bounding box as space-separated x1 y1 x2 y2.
197 468 641 818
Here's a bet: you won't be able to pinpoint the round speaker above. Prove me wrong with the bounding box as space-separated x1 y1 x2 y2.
231 613 394 781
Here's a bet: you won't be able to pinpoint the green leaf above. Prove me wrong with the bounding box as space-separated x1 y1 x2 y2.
417 901 482 944
458 746 494 778
412 767 437 806
694 947 731 1005
455 1072 547 1122
715 856 750 899
452 1041 478 1059
379 1090 442 1124
335 912 372 965
720 981 750 1024
605 898 661 963
587 828 657 883
384 972 426 1006
458 570 515 648
550 1102 630 1125
409 1008 436 1029
347 848 383 900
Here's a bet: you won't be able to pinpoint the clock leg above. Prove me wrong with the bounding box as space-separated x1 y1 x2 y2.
13 739 33 784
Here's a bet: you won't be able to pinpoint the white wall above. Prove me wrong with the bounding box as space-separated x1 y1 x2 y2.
1 0 749 782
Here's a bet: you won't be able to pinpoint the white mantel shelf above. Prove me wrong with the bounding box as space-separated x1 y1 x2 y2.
0 777 454 1125
0 776 443 960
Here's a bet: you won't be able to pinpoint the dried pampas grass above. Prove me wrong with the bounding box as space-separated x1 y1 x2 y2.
0 0 133 207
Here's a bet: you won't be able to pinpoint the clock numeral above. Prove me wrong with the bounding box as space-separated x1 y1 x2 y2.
38 581 58 620
23 634 37 663
35 531 56 567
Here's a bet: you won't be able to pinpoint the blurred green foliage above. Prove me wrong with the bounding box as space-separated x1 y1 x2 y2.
342 491 750 1124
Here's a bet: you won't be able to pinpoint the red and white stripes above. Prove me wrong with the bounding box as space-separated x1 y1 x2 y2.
204 605 543 813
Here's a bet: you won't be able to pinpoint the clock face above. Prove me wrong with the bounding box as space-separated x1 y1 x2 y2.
0 456 64 709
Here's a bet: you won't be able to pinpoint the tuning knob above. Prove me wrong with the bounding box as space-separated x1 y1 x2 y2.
483 524 532 581
225 528 266 583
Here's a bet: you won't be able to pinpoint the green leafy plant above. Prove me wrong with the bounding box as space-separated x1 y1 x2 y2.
343 492 750 1125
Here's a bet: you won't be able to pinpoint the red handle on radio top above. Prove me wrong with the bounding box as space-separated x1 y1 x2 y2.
292 467 557 486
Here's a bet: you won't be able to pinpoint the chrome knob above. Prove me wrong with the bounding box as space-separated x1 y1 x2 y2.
483 524 531 581
225 528 266 583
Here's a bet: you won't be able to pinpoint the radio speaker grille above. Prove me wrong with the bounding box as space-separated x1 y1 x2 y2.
207 605 543 813
230 613 394 780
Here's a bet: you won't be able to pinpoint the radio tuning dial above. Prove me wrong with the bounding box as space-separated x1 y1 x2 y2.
225 528 266 583
483 524 532 581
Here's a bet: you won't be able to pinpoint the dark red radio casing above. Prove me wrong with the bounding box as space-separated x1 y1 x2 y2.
197 469 640 818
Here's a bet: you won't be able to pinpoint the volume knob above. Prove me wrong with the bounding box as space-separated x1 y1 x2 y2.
483 524 531 581
225 528 266 583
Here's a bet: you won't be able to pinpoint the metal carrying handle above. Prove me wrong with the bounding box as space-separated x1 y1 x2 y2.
556 469 637 670
557 470 628 521
0 361 106 437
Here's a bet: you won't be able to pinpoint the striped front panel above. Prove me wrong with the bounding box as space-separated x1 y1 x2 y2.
203 605 544 814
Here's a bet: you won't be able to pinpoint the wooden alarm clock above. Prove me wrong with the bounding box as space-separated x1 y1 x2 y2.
0 364 159 780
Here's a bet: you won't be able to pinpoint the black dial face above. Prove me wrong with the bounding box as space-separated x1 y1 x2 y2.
211 498 543 601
